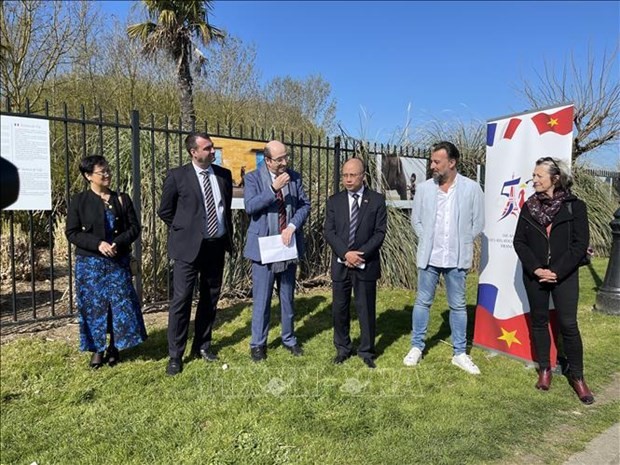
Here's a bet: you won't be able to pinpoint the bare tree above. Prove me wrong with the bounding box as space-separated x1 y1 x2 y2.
101 19 176 113
200 36 261 128
520 48 619 160
262 75 337 134
0 0 96 110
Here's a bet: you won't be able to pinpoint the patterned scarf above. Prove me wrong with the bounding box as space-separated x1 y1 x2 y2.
525 189 569 227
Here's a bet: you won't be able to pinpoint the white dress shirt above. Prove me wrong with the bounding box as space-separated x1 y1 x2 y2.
348 186 365 214
270 170 295 231
429 179 458 268
193 163 226 238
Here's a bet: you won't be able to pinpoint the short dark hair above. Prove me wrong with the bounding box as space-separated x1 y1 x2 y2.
185 132 212 155
79 155 108 180
431 141 460 163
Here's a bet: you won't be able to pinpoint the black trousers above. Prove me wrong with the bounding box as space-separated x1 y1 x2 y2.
522 270 584 377
332 271 377 359
167 238 225 359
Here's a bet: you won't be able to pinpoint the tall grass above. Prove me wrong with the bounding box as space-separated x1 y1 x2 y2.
572 168 619 255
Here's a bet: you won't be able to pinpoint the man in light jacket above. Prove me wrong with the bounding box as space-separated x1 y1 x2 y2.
403 141 484 374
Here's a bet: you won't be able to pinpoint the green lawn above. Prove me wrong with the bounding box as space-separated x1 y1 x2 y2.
1 258 618 465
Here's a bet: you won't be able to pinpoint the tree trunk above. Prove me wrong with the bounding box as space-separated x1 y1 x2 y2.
177 54 196 131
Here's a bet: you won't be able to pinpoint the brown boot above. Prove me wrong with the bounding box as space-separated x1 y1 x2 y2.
535 368 552 391
569 377 595 405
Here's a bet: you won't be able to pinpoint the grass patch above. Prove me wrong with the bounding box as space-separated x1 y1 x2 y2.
1 258 618 464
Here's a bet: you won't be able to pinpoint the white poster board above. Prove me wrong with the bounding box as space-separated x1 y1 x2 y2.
1 115 52 210
474 104 574 363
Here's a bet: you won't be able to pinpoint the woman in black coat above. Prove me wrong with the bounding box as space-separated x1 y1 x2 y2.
66 155 147 368
513 157 593 404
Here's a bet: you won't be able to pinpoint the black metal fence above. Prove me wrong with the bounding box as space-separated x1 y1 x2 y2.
583 168 620 196
5 102 615 326
0 103 427 325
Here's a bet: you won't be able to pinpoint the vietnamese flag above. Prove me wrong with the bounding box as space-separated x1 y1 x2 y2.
531 107 573 135
473 283 559 365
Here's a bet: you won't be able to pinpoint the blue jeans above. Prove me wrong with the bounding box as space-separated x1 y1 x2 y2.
411 266 467 355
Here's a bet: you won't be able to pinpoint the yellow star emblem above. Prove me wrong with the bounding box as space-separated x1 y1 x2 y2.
498 327 521 348
547 117 559 127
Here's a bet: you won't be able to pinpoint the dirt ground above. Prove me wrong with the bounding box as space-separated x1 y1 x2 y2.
0 298 234 345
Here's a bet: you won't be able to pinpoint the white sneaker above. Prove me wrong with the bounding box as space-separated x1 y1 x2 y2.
403 347 423 366
451 353 481 375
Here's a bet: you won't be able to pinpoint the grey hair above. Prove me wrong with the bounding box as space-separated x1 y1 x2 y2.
535 157 573 190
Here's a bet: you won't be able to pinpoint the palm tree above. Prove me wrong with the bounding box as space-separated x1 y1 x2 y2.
127 0 225 129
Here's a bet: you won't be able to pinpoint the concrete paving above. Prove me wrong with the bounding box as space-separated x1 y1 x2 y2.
563 423 620 465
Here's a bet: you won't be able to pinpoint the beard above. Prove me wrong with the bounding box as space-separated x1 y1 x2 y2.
432 171 446 184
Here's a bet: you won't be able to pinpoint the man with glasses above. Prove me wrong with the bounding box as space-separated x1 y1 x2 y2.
243 140 310 362
403 141 484 375
324 158 387 368
158 132 234 376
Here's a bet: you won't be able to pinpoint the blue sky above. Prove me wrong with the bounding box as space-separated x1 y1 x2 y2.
101 1 619 168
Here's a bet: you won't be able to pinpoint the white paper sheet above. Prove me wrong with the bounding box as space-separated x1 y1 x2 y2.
258 234 298 264
337 258 366 269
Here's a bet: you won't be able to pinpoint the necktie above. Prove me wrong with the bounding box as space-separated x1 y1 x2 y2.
201 170 218 236
348 193 359 248
276 190 287 232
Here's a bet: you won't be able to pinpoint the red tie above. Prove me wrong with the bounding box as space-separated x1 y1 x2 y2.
276 190 287 232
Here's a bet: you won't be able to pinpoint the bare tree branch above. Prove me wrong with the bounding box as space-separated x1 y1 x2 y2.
520 48 619 160
1 0 97 110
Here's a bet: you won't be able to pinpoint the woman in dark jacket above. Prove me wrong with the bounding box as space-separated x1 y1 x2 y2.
66 155 147 368
513 157 593 404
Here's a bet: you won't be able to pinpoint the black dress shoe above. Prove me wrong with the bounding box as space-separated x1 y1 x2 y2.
195 348 219 362
106 346 120 367
362 357 376 369
90 351 105 369
250 346 267 362
333 353 351 365
284 344 303 357
166 358 183 376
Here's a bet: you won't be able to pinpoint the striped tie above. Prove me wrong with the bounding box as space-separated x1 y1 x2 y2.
201 170 218 237
348 193 359 248
276 190 287 232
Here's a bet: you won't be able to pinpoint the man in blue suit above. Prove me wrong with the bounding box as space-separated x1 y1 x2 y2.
243 140 310 362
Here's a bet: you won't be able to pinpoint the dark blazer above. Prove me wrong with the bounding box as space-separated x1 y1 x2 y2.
158 163 233 262
66 190 141 258
324 188 387 281
513 195 589 282
243 165 310 262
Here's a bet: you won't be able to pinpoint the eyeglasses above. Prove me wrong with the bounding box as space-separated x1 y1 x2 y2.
92 170 112 177
342 172 364 179
267 154 289 164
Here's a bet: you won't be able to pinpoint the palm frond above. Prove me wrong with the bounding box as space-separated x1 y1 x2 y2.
127 22 157 42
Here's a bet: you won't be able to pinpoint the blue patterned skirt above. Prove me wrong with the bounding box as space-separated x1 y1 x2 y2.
75 255 147 352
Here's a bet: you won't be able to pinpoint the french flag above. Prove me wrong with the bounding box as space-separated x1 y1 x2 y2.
487 118 522 146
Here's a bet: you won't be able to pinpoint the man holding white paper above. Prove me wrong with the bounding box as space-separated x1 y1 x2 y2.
243 140 310 362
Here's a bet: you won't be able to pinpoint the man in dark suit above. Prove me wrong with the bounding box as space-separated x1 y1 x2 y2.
243 140 310 362
324 158 387 369
158 132 233 375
